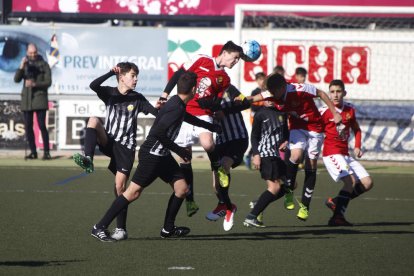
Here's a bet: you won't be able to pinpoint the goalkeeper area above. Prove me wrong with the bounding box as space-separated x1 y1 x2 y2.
0 158 413 274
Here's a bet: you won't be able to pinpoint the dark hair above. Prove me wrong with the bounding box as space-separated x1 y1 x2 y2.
273 65 285 75
255 72 266 80
219 41 243 55
177 72 197 95
329 79 345 91
295 67 307 76
116 62 139 81
266 73 287 91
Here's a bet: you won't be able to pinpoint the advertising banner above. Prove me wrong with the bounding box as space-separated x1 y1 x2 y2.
58 100 156 149
0 100 56 149
0 26 167 95
12 0 414 16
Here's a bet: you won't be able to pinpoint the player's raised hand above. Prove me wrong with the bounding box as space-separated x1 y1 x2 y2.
111 66 121 74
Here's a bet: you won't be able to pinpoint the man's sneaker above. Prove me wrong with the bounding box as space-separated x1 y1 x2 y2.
73 153 94 173
284 189 295 210
160 226 190 238
91 225 116 242
328 215 353 226
249 201 264 223
243 217 266 228
206 203 227 221
223 205 237 231
297 202 309 221
325 197 337 212
186 200 199 217
217 166 229 187
111 228 128 241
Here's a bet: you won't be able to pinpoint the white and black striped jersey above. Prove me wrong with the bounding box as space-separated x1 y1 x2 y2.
90 71 158 149
251 107 289 158
141 95 215 156
216 85 250 145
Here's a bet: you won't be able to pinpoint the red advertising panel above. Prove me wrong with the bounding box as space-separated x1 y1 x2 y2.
12 0 414 16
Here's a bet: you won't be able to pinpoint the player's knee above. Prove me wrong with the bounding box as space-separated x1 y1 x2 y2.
362 177 374 191
87 117 101 128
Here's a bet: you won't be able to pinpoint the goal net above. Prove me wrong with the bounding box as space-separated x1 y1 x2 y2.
235 4 414 161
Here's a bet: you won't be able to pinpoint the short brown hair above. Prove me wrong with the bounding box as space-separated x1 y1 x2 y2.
177 72 197 95
116 62 139 81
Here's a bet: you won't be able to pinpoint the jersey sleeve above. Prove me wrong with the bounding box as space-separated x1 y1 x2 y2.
250 112 262 156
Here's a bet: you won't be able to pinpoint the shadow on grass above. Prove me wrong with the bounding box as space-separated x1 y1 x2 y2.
0 260 84 267
127 221 414 241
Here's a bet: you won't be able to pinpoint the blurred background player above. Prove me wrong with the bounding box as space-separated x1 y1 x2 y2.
244 72 266 169
159 41 243 217
14 43 52 160
243 99 289 228
293 67 307 84
273 65 285 76
320 79 374 226
205 84 250 231
247 73 342 221
91 72 220 241
73 62 160 241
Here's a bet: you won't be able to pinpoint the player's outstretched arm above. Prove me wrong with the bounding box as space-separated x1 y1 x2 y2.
160 68 186 101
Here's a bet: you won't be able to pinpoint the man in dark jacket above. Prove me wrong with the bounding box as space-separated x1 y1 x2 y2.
14 43 52 160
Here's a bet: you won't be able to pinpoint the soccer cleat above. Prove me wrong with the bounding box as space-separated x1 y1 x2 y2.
284 189 295 210
223 205 237 231
91 225 116 242
325 197 337 212
160 226 190 238
249 201 264 224
186 200 199 217
206 203 230 221
73 153 94 173
297 202 309 221
328 215 353 226
243 217 266 228
111 228 128 241
217 166 229 187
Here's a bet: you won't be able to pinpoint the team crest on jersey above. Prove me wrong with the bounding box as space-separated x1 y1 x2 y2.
216 76 223 85
345 113 351 121
127 104 134 111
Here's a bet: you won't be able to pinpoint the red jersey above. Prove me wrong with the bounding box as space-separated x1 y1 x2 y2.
273 83 323 133
320 102 362 156
183 54 230 116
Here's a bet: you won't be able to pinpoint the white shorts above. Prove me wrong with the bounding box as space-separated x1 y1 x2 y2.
174 115 213 147
323 154 370 182
289 129 324 160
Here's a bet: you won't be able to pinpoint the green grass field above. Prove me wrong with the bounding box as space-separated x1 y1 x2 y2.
1 158 413 275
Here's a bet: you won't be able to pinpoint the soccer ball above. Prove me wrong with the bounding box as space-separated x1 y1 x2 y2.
241 40 261 62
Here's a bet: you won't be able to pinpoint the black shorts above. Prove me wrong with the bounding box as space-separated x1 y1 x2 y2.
215 139 248 168
260 156 287 181
131 150 184 188
99 137 135 177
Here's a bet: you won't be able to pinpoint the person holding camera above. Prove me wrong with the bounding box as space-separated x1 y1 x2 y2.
14 43 52 160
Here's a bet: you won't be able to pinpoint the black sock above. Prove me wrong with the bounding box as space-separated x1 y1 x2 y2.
286 159 299 190
164 193 184 232
350 182 367 199
180 163 194 201
207 150 220 171
334 190 351 216
116 206 128 230
84 128 97 158
96 195 130 229
301 169 317 208
217 175 232 209
250 190 278 217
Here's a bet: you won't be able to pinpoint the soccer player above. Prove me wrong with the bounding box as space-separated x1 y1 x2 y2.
294 67 307 84
243 99 289 228
73 62 161 240
91 72 222 242
320 79 374 226
159 41 243 217
205 84 250 231
247 73 342 221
